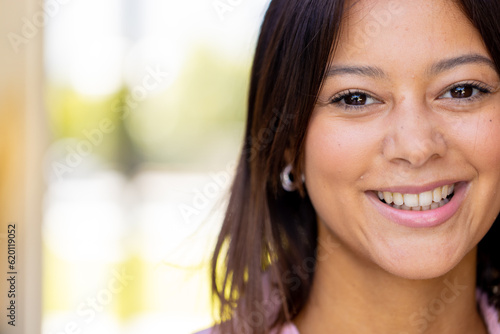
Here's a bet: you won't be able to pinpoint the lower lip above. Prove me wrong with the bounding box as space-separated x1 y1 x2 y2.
366 182 468 228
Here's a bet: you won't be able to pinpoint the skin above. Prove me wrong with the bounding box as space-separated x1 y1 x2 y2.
297 0 500 333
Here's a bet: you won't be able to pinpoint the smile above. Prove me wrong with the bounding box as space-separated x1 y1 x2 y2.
367 182 468 228
376 183 455 211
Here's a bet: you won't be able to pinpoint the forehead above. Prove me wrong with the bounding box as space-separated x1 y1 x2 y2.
332 0 489 74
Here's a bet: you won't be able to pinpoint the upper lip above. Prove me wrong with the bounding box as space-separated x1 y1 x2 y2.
370 180 464 194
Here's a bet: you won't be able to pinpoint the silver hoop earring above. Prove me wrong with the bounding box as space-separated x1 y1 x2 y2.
280 164 297 192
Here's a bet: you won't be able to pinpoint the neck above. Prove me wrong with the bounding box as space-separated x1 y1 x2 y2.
294 227 487 334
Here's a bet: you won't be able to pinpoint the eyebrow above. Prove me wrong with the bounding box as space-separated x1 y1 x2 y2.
325 65 386 79
325 54 496 79
429 54 496 75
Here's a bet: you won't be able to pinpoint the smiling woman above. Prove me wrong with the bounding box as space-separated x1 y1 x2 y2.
197 0 500 333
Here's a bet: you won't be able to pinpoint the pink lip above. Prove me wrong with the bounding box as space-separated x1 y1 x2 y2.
366 182 469 228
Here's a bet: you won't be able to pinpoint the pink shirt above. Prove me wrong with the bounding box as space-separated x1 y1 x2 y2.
477 290 500 334
197 290 500 333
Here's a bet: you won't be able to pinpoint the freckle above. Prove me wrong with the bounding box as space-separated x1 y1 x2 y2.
490 119 492 122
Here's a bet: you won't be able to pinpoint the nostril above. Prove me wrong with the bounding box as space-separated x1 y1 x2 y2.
408 151 425 165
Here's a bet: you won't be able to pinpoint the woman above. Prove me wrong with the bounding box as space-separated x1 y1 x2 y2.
199 0 500 333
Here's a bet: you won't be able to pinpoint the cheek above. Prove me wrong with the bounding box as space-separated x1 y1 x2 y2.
479 118 500 167
304 115 381 187
451 111 500 171
449 110 500 236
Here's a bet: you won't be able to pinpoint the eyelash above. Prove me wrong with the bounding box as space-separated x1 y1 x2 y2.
438 80 493 103
329 89 379 111
329 81 494 111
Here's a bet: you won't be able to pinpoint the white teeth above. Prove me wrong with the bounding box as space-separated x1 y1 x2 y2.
403 193 419 207
418 191 433 206
383 192 393 204
433 187 442 202
393 193 404 205
387 197 450 211
377 183 456 211
442 185 449 200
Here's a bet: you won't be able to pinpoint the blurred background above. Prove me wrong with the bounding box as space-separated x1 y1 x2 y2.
0 0 271 333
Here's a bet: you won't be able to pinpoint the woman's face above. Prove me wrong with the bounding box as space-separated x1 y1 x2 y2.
304 0 500 279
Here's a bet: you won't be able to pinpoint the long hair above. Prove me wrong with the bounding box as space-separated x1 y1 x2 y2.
211 1 500 333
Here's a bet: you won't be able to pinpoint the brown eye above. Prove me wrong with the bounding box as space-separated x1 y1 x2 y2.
439 82 491 101
450 86 474 98
330 90 380 110
345 93 367 105
332 91 374 106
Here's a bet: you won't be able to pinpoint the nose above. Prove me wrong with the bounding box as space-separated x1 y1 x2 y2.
382 100 446 168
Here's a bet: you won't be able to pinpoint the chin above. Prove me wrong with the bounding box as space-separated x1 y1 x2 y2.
381 259 459 280
370 237 470 280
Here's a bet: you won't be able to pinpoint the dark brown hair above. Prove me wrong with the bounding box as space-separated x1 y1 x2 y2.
211 0 500 333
